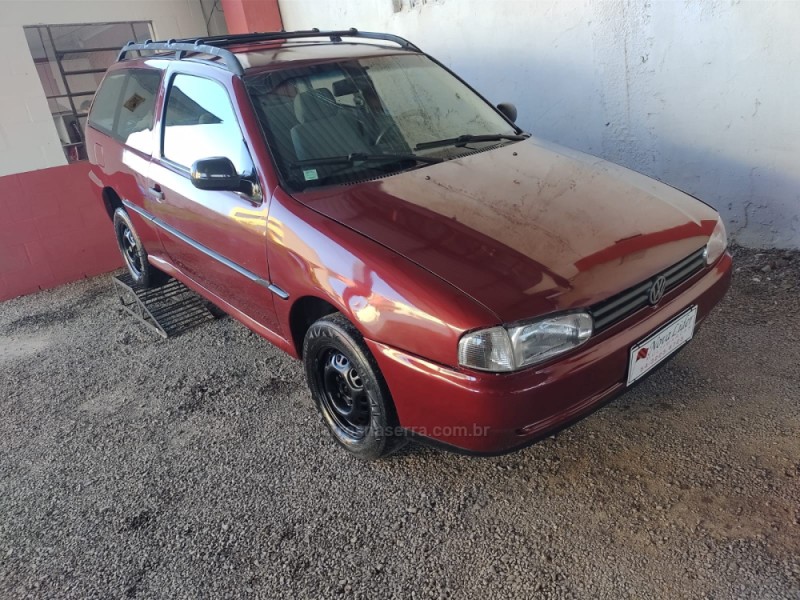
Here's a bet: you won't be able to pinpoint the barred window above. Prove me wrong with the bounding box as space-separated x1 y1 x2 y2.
24 22 152 163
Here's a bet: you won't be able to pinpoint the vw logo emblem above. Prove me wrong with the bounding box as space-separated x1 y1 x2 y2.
649 275 667 305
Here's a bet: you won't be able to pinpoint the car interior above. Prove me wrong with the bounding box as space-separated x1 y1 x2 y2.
248 64 409 185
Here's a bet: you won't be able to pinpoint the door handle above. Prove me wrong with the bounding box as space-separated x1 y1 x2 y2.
148 184 165 201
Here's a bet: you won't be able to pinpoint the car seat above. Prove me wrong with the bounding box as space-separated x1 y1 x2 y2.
290 89 371 161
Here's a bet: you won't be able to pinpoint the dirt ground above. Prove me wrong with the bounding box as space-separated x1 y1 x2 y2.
0 246 798 599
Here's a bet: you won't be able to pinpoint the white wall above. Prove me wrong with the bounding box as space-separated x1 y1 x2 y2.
279 0 800 249
0 0 218 177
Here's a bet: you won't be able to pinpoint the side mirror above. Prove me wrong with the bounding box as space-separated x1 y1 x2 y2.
190 157 242 191
497 102 518 123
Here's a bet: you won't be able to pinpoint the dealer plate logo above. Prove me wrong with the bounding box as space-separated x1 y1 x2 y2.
648 275 667 305
627 305 697 386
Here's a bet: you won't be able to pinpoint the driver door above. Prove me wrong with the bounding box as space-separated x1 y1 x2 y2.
148 72 279 333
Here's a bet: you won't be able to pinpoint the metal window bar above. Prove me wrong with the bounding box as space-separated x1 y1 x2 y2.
61 68 110 76
54 46 134 54
44 25 83 160
46 92 93 99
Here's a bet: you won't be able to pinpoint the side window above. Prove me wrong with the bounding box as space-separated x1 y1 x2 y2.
88 72 127 134
162 74 253 175
88 69 161 155
116 70 162 155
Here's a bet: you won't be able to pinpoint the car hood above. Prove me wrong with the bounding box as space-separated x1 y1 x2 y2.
291 137 719 323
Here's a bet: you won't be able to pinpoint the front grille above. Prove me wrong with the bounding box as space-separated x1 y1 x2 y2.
589 247 706 331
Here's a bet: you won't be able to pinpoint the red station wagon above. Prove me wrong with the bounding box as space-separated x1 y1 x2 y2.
86 29 732 459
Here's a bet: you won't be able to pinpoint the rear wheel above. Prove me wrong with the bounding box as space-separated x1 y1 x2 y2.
113 208 166 288
303 313 406 460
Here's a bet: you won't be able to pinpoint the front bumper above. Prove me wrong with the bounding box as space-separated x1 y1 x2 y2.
366 252 733 454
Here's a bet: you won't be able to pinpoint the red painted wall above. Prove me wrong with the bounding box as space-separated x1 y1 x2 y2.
221 0 282 34
0 162 121 301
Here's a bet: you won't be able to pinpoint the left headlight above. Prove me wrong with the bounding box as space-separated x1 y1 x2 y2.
705 216 727 265
458 312 593 373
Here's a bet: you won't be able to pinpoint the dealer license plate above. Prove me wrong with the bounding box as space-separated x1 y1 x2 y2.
627 306 697 386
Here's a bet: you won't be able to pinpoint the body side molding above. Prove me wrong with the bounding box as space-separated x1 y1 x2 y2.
121 199 289 299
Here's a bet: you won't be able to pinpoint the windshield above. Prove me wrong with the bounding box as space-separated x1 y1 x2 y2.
246 53 519 190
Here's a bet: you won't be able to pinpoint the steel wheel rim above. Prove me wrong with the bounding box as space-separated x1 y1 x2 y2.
119 224 143 277
319 349 370 441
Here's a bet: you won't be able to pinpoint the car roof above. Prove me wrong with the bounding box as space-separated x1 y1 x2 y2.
115 31 424 77
231 41 415 73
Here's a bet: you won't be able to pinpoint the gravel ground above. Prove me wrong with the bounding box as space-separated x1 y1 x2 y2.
0 246 798 599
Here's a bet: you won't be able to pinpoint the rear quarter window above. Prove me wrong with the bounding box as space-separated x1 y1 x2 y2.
88 69 162 155
88 72 127 134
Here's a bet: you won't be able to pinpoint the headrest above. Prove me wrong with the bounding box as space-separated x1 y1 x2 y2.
294 89 338 123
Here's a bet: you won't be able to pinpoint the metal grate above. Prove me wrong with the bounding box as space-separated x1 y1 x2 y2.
589 247 706 332
113 273 217 338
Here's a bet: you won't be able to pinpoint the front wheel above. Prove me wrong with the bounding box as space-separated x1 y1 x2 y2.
303 313 406 460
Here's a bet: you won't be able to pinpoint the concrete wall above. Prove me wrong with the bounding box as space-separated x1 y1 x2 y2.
279 0 800 249
0 0 215 178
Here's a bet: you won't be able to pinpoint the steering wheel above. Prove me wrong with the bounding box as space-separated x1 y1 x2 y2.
372 109 427 146
372 121 401 147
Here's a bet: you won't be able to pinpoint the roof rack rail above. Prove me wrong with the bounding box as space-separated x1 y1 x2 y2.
117 28 421 76
117 39 246 74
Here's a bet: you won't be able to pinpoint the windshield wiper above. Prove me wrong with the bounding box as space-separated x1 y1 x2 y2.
292 152 443 167
415 133 529 151
290 152 442 189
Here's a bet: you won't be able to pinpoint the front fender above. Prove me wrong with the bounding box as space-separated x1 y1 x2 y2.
266 187 498 367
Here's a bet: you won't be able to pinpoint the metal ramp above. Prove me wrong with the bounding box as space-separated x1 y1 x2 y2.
113 272 217 338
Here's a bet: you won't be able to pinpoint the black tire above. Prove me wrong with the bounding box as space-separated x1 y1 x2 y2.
113 208 166 288
303 313 407 460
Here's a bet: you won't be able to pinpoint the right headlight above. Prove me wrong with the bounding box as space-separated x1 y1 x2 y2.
705 216 727 265
458 312 593 373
